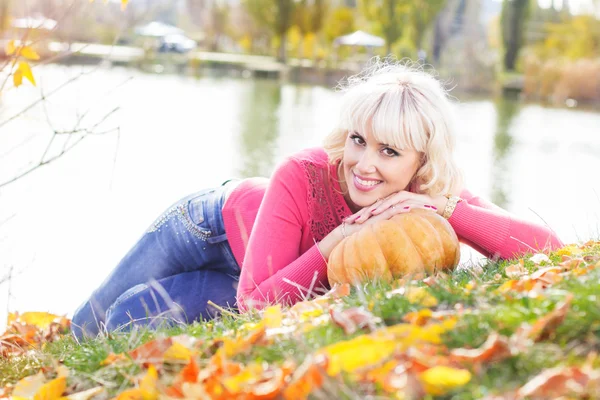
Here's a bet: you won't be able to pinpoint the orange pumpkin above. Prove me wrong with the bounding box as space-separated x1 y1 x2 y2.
327 208 460 286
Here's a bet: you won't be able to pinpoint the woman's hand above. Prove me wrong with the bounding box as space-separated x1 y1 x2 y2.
345 191 448 224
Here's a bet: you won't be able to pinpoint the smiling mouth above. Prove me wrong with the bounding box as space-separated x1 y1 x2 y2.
352 173 383 191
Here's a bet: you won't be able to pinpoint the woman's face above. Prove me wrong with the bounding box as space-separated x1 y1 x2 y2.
341 129 422 212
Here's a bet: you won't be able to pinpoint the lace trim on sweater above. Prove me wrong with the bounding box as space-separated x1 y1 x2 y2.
299 160 348 241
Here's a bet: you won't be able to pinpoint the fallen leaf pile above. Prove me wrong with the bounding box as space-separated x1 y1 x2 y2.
1 241 600 399
0 312 70 358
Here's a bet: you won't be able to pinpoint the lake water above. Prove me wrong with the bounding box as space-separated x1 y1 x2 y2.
1 64 599 329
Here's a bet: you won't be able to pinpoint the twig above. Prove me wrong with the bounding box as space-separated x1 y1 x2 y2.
207 300 240 319
0 70 94 129
0 126 119 188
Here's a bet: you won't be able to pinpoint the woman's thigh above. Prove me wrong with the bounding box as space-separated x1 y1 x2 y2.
104 269 238 332
72 186 239 337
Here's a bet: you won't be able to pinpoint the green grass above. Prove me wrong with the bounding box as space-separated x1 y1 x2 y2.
2 243 600 399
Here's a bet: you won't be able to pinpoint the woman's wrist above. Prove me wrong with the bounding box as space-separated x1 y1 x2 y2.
317 225 346 260
441 194 463 219
433 195 449 217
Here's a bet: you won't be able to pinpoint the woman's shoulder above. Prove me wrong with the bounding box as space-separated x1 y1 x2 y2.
270 147 332 192
283 147 329 169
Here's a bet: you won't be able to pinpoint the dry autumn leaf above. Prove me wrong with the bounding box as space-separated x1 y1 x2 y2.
8 312 63 329
13 62 36 87
419 366 471 396
282 355 328 400
329 307 378 335
516 366 596 399
450 332 513 364
5 40 16 56
526 294 573 342
505 259 527 278
19 46 40 61
319 334 397 376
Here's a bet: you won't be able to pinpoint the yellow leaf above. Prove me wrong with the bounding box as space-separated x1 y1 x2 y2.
419 366 471 395
121 0 129 10
263 305 282 328
12 311 61 328
21 46 40 61
222 363 263 393
319 335 396 376
5 40 16 56
114 389 142 400
34 377 67 400
12 372 47 399
405 287 438 307
12 69 23 87
140 365 158 400
163 342 193 363
18 62 36 86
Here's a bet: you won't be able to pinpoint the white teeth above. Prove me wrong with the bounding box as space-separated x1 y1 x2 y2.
356 177 381 187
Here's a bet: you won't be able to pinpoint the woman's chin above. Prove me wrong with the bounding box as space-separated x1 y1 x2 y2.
348 190 380 208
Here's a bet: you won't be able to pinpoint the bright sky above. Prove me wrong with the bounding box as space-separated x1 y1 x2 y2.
493 0 598 15
537 0 598 15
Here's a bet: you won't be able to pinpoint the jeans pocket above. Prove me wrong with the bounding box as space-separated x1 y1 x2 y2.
188 193 210 225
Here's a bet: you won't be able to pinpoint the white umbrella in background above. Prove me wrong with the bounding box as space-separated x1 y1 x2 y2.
333 30 385 48
135 21 184 38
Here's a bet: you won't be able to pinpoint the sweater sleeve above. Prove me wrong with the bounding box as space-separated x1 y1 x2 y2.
236 158 329 312
450 189 564 259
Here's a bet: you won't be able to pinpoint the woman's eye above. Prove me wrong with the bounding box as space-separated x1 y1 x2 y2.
350 134 365 145
382 147 399 157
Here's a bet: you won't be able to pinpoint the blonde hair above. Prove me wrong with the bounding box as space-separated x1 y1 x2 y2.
323 59 464 196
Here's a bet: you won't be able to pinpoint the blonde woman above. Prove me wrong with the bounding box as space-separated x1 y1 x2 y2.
72 60 563 338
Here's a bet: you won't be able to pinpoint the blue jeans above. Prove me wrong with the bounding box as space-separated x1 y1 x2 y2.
71 183 240 338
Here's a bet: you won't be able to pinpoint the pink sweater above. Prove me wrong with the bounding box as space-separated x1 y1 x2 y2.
222 148 564 312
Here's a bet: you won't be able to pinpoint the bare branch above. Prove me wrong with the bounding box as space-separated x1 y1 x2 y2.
0 125 120 189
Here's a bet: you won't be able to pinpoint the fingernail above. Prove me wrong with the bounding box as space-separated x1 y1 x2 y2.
424 205 437 210
403 206 410 210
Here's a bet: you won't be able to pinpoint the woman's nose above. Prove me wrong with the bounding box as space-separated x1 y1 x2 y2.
355 149 377 174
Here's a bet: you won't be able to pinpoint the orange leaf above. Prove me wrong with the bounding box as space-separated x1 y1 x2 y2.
516 366 591 399
129 337 173 364
33 377 66 400
100 353 128 366
527 294 573 342
330 307 378 335
114 388 142 400
450 332 513 364
283 355 328 400
180 357 200 383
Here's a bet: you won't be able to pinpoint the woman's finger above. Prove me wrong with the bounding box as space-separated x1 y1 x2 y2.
349 198 386 224
371 191 413 215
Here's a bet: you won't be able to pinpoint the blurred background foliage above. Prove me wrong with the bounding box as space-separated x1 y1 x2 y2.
1 0 600 103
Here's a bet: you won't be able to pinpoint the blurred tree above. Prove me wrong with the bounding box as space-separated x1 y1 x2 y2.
294 0 327 58
324 6 356 44
359 0 408 55
186 0 229 51
539 16 600 60
501 0 530 71
244 0 294 62
0 0 10 36
408 0 446 51
230 4 271 54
